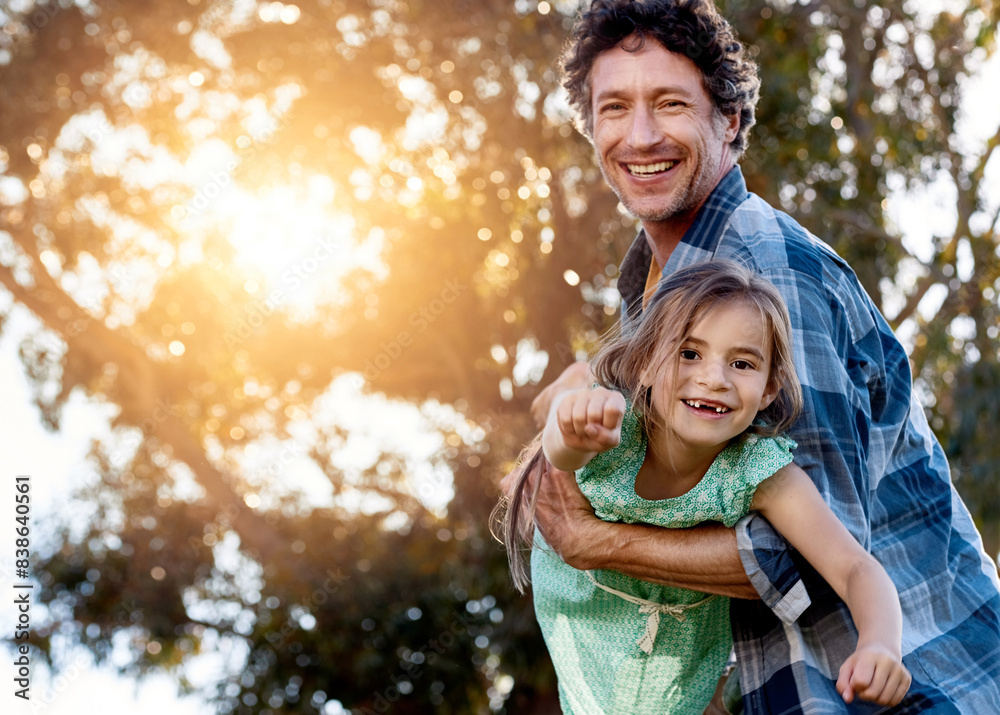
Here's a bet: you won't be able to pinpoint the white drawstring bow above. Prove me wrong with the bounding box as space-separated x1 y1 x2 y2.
585 571 719 655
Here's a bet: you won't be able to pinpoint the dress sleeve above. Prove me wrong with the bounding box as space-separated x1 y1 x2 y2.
716 434 796 528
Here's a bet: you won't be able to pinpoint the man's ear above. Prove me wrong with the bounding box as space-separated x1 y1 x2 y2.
723 108 740 144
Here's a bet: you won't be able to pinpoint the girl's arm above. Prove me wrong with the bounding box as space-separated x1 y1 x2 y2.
541 387 626 472
751 464 912 707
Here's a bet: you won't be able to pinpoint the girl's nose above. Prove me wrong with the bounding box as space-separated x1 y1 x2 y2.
696 360 729 389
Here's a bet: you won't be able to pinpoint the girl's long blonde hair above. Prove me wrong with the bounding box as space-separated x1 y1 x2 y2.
493 260 803 593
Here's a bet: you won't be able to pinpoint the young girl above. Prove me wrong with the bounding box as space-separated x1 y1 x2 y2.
498 261 911 714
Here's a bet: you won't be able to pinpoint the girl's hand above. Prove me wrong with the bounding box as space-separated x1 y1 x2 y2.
530 361 594 428
551 387 626 454
836 643 911 706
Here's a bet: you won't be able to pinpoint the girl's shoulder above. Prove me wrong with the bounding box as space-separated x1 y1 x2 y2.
704 433 798 527
713 432 797 487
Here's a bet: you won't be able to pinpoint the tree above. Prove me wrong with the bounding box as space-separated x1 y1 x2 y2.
1 0 996 712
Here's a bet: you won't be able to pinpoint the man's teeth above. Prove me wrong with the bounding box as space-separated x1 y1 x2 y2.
627 161 677 175
684 400 730 413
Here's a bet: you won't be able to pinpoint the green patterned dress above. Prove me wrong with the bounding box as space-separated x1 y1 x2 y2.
532 402 795 715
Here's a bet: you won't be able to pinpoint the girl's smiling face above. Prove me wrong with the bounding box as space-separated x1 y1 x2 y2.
647 300 778 454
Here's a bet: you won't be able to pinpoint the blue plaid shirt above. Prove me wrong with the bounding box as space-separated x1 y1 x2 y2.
617 167 1000 714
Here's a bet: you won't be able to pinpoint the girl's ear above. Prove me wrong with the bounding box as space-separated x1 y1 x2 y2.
757 378 779 413
638 361 656 388
638 344 671 388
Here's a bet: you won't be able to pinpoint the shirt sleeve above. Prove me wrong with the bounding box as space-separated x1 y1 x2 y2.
735 513 812 624
736 261 900 619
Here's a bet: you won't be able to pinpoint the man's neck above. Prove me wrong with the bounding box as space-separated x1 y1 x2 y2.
641 212 697 267
641 157 738 266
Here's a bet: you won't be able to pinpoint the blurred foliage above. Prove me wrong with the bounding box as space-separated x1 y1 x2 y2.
0 0 997 712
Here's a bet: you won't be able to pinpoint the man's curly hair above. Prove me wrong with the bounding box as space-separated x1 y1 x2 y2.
562 0 760 157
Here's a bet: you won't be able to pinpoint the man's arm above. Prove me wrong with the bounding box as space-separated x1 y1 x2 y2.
528 459 759 599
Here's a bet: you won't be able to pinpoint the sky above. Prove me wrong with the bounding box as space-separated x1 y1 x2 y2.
1 6 1000 715
0 306 214 714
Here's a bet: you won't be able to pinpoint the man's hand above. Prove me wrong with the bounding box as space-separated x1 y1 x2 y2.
836 644 911 706
530 460 607 570
530 361 593 428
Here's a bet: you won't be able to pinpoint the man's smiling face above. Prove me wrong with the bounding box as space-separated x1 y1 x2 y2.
589 38 739 230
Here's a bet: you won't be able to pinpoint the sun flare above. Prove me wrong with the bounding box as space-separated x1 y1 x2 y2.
181 176 385 313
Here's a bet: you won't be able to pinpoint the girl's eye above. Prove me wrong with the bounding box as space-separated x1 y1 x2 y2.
732 360 755 370
680 349 699 360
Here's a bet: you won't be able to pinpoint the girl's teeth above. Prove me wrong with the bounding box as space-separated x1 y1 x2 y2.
685 399 729 413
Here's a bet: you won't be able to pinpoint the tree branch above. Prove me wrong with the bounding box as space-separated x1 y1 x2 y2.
889 262 949 330
0 256 287 565
970 121 1000 189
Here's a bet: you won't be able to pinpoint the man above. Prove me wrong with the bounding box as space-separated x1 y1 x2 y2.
517 0 1000 712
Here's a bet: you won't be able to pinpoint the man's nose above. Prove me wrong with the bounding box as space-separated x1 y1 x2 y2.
627 106 663 150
